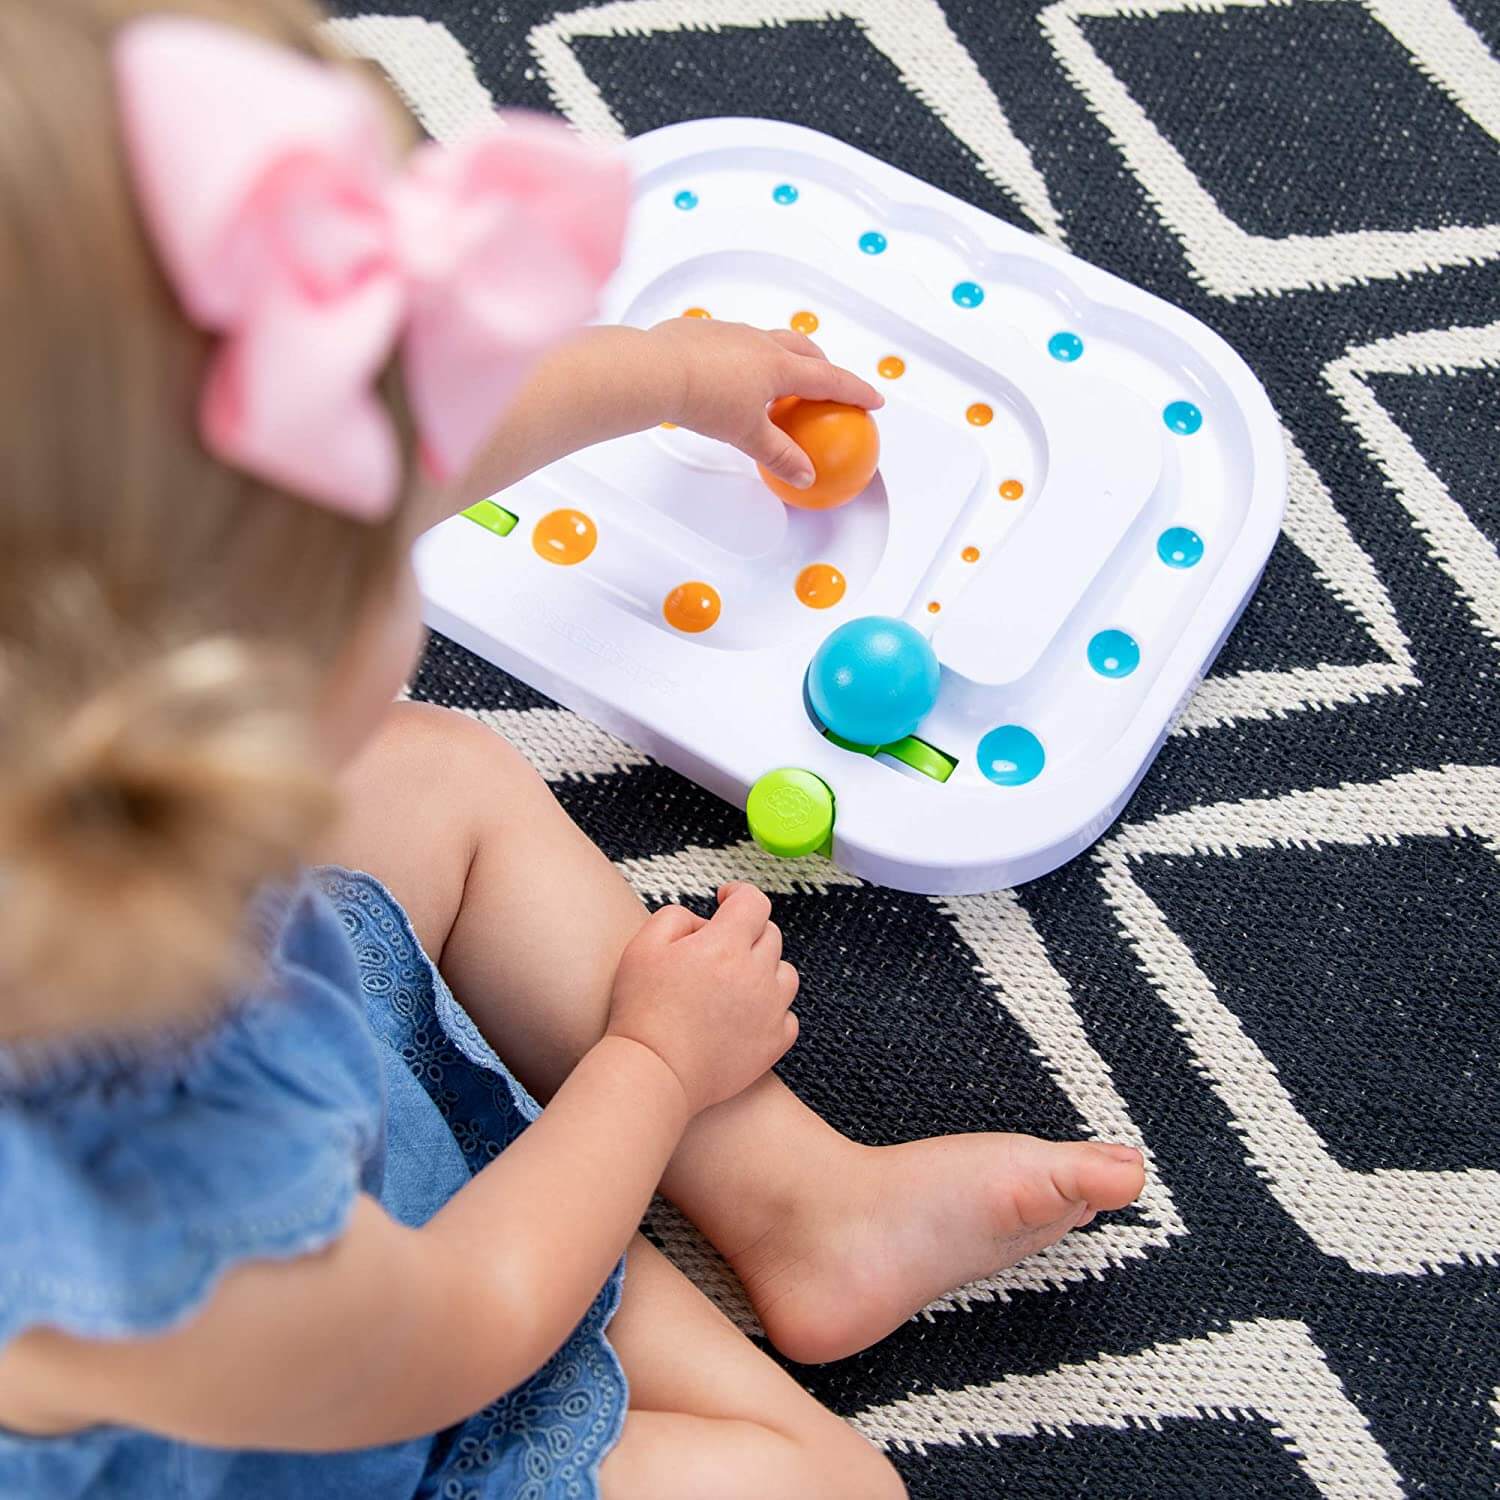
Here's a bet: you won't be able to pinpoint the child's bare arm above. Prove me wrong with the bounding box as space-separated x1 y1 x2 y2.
0 889 798 1450
0 1037 684 1447
412 319 882 532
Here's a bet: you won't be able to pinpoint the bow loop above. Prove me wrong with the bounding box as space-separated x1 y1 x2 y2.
115 18 391 329
394 118 631 485
114 17 628 520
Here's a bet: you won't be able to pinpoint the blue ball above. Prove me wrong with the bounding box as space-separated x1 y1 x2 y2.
808 616 941 747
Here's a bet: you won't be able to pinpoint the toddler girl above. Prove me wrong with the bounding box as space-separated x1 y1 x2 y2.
0 3 1145 1496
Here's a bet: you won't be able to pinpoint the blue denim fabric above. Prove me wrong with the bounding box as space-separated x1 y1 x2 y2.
0 872 627 1499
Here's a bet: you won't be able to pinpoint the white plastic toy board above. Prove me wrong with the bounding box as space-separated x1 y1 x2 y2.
416 118 1286 895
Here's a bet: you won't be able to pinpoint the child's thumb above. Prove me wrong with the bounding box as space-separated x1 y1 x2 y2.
748 421 814 489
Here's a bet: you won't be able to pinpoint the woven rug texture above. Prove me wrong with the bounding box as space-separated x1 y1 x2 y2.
328 3 1499 1495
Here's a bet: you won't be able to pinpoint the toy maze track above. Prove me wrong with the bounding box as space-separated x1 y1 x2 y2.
334 3 1500 1495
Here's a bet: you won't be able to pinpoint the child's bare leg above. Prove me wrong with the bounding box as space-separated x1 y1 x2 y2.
599 1237 904 1500
317 704 1144 1362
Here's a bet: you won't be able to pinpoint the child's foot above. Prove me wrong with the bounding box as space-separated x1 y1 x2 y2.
725 1133 1145 1365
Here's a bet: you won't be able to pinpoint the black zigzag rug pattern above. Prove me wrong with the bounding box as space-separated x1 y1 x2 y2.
329 3 1500 1495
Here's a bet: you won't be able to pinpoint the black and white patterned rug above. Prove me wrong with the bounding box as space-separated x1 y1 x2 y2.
329 4 1499 1494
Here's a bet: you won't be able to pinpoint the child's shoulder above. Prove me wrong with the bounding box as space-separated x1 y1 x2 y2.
0 876 386 1350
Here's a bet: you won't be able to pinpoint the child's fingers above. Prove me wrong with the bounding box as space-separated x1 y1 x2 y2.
752 921 783 967
743 418 814 488
712 883 774 941
770 328 827 360
717 880 772 908
777 961 801 1004
646 904 705 943
783 354 884 410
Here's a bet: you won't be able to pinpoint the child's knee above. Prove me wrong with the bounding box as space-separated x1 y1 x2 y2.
333 703 547 878
375 702 544 805
846 1435 906 1499
805 1422 906 1499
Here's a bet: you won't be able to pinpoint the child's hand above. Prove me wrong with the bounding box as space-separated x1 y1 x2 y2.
649 317 884 490
606 882 799 1114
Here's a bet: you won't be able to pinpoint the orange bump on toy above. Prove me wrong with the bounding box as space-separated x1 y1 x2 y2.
795 562 846 609
663 580 721 633
758 397 879 511
533 508 597 565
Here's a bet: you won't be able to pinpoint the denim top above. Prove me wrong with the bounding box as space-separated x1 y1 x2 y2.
0 880 456 1498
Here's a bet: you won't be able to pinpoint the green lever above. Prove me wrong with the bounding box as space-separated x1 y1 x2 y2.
822 728 956 783
462 499 518 537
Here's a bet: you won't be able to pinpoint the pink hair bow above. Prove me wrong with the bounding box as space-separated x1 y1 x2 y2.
114 18 629 520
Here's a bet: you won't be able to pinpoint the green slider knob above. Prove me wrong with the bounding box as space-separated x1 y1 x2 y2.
746 768 835 860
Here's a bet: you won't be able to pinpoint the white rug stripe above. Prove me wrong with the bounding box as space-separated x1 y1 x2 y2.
1326 320 1500 653
527 0 1064 236
1175 428 1418 733
617 839 866 900
1367 0 1500 142
1098 765 1500 1273
1042 0 1500 297
851 1317 1404 1500
928 891 1185 1309
323 16 497 141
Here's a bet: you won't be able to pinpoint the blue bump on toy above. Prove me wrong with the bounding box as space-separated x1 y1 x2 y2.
808 616 941 746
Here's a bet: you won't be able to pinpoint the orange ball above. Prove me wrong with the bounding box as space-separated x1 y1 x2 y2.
758 398 880 511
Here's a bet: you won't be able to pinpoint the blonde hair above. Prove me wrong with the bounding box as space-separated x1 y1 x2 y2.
0 0 414 1037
